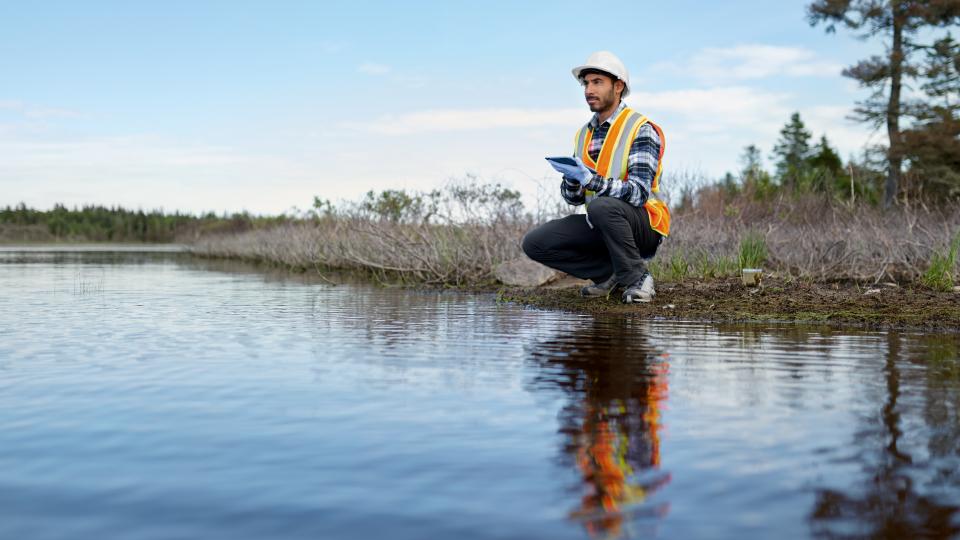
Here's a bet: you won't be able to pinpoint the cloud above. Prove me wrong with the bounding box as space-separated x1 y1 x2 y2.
804 105 880 157
357 62 392 75
0 99 83 119
630 86 791 133
675 44 844 82
0 85 874 215
0 132 325 213
363 107 583 135
361 87 793 137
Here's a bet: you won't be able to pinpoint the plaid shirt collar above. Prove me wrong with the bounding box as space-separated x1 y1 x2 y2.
589 100 627 129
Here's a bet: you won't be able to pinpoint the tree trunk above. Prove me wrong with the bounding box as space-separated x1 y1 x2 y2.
885 5 905 208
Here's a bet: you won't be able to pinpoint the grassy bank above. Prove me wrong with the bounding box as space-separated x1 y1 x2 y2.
185 184 960 330
189 186 960 292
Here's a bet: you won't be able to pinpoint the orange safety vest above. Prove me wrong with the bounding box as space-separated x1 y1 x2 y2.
573 107 671 236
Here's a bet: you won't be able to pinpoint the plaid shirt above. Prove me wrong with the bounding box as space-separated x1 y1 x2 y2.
561 101 661 208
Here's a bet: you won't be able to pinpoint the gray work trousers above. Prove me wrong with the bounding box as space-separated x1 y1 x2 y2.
521 197 661 286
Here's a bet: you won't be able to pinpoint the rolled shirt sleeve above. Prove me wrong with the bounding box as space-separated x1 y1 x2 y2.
560 176 585 206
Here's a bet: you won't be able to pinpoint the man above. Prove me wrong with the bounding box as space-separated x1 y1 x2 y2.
522 51 670 304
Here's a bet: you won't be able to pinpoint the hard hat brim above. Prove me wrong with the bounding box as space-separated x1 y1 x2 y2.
571 65 630 97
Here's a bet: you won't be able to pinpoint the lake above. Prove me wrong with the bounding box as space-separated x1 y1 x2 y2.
1 247 958 539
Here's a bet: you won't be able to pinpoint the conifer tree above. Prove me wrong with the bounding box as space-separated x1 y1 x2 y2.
739 144 774 197
808 135 850 193
903 34 960 198
771 113 813 186
808 136 844 173
740 144 765 180
808 0 960 207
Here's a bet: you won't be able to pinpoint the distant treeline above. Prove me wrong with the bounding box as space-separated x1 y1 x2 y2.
0 203 291 243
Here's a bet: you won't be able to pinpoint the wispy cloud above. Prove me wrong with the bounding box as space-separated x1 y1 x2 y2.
0 132 321 212
671 44 844 82
357 62 391 75
363 108 583 135
361 87 793 137
631 86 792 134
0 99 83 119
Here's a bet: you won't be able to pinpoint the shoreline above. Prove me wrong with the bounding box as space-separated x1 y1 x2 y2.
496 276 960 334
4 242 959 333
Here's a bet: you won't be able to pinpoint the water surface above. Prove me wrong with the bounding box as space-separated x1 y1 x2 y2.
1 247 958 539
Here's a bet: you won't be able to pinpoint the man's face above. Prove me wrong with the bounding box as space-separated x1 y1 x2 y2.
582 72 622 113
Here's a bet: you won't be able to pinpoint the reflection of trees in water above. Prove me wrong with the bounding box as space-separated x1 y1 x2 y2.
527 318 670 539
809 333 960 539
921 337 960 488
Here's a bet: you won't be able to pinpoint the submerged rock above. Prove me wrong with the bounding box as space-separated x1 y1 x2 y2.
495 257 562 287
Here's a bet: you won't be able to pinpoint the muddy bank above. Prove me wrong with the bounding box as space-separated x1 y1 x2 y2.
498 277 960 333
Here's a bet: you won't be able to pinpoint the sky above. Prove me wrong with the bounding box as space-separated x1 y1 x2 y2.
0 1 886 215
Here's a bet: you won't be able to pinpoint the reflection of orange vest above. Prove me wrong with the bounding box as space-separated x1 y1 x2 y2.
573 107 671 236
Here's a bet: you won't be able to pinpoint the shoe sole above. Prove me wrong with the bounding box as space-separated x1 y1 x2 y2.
580 290 613 298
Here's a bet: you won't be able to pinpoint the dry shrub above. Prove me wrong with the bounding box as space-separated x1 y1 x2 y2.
190 218 529 285
665 189 960 282
191 177 960 286
190 180 533 286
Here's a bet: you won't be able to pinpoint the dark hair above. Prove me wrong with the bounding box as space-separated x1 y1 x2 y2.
579 68 616 82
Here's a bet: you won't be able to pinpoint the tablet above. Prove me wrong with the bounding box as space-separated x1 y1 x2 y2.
544 156 578 167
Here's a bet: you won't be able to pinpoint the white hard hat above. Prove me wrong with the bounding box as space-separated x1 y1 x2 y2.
571 51 631 98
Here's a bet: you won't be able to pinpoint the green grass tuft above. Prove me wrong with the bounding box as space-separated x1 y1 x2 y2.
738 232 768 270
921 233 959 291
669 251 690 282
651 250 739 282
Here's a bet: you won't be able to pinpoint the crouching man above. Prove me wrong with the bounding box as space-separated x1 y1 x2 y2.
522 51 670 304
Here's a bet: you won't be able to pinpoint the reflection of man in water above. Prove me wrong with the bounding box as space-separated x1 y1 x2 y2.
528 319 671 538
571 361 669 535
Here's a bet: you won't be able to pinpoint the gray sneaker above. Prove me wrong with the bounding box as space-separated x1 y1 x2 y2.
621 272 656 303
580 275 618 298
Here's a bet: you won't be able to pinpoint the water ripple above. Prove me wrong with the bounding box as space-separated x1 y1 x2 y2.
1 252 958 540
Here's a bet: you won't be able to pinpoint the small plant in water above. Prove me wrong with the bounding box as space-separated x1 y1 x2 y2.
72 269 104 295
738 232 768 270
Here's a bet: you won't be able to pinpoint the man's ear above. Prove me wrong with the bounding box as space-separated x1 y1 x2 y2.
615 79 625 98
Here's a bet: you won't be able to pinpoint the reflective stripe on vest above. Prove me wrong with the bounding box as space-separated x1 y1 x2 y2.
573 108 671 236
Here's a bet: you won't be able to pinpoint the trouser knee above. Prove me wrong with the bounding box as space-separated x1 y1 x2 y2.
521 231 543 261
586 197 622 227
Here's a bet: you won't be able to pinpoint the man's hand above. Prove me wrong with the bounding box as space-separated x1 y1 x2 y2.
546 156 594 185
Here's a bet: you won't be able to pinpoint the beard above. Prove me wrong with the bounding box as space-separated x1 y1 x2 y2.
587 89 617 112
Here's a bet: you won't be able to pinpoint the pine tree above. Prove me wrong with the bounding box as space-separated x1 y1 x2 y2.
808 0 960 208
808 135 850 193
740 144 764 180
739 144 774 197
771 113 813 187
808 136 844 174
903 34 960 199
